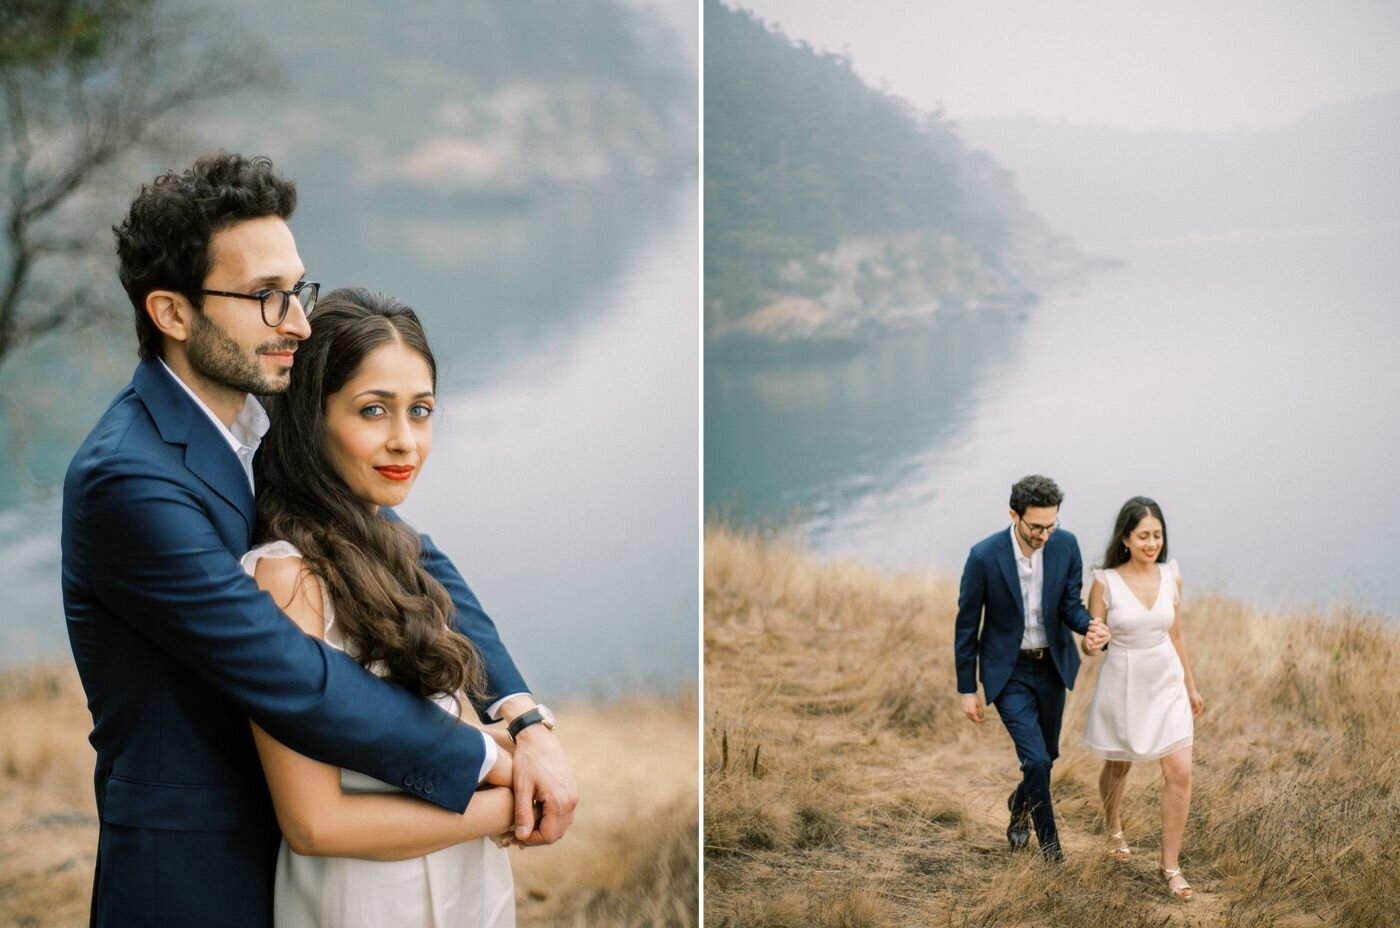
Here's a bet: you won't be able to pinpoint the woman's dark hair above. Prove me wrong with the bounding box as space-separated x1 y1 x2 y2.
1100 496 1169 569
1009 475 1064 515
114 151 298 362
254 287 486 702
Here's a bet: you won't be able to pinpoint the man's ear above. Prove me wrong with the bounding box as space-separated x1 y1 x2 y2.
145 290 194 346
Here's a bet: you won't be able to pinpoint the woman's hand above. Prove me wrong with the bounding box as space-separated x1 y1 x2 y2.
1188 686 1205 717
483 743 514 788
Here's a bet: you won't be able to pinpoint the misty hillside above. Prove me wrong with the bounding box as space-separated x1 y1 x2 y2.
217 0 696 202
704 0 1079 354
961 92 1400 244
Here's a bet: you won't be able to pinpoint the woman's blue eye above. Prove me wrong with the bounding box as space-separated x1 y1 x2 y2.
360 404 386 418
411 403 434 419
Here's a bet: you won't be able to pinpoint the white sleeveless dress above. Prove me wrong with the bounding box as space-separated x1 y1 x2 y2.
241 540 515 928
1081 559 1194 762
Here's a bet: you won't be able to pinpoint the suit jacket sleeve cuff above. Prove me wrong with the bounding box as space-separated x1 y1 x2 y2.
485 692 530 721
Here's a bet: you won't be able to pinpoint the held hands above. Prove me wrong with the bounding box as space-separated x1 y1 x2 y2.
1083 617 1111 652
960 692 986 724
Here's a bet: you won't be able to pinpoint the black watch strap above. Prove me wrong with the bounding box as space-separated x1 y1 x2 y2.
508 706 550 742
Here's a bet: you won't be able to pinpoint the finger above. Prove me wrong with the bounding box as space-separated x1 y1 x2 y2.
537 804 566 843
514 778 536 839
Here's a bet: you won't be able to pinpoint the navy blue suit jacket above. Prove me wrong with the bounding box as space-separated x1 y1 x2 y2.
61 359 530 927
953 527 1092 704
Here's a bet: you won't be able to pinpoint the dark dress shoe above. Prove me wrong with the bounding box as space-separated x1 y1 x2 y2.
1041 842 1064 864
1006 790 1030 851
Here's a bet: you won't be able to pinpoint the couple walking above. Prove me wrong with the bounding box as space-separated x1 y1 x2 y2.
954 475 1205 898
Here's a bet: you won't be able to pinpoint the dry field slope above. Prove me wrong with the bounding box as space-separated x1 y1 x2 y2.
0 665 697 928
704 525 1400 928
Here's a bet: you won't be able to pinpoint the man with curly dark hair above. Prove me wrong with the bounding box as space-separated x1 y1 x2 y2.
62 152 577 926
953 475 1109 862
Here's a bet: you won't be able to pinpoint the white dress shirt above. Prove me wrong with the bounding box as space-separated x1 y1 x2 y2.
1010 524 1048 649
159 360 268 492
158 361 513 782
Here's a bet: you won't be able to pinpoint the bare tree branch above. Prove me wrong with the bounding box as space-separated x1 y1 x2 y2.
0 0 279 372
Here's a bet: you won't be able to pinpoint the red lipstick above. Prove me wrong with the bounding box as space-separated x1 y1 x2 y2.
375 465 415 481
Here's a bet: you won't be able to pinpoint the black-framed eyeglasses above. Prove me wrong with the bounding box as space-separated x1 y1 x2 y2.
197 281 319 326
1019 516 1060 537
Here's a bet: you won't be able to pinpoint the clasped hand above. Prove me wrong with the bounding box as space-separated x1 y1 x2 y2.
1084 617 1111 651
482 725 579 848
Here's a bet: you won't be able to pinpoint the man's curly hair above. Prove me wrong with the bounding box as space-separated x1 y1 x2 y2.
114 152 297 361
1009 475 1064 515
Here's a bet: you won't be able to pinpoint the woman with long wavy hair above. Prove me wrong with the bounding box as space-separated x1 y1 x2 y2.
243 288 517 927
1080 496 1205 900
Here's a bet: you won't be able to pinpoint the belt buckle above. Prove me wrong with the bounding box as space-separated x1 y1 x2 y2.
1023 647 1045 660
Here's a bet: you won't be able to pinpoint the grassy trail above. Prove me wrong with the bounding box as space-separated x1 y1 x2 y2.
704 525 1400 928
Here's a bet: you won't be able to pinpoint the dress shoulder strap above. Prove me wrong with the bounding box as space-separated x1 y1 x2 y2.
1092 567 1112 609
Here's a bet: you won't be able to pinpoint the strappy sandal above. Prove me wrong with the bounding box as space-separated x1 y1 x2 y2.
1162 867 1193 899
1107 831 1131 861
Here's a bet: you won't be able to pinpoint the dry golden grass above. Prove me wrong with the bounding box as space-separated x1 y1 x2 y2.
704 523 1400 928
0 664 697 928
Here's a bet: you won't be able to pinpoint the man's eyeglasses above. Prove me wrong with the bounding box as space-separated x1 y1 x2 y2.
1019 516 1060 537
198 281 320 326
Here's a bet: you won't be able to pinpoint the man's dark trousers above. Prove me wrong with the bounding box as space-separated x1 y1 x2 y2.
995 652 1066 852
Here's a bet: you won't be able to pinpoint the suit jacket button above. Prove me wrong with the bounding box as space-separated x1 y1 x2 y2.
403 774 415 788
414 776 426 790
424 782 435 795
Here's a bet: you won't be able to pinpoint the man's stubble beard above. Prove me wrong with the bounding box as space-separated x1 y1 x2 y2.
186 309 291 397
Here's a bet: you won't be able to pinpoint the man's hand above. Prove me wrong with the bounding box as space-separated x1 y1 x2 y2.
960 693 986 723
511 724 579 845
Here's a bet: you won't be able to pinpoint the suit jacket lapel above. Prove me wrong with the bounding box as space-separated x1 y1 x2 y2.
132 359 255 536
996 531 1025 619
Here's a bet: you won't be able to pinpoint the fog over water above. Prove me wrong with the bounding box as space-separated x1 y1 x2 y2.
708 1 1400 616
730 0 1400 132
0 2 699 692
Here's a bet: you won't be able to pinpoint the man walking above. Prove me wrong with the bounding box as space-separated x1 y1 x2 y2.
954 475 1108 860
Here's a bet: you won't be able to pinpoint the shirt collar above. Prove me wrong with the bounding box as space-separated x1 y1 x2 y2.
157 358 269 457
1009 523 1041 564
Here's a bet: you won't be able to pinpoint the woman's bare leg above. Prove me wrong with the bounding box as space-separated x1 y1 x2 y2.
1160 745 1194 893
1099 760 1133 834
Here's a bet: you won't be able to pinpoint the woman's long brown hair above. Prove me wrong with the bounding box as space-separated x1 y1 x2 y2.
254 287 486 702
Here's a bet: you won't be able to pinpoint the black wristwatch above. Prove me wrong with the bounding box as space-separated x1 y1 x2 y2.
507 704 557 742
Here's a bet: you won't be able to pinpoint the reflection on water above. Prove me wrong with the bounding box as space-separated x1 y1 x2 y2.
401 185 699 694
0 184 699 695
293 181 682 393
705 313 1022 531
706 221 1400 616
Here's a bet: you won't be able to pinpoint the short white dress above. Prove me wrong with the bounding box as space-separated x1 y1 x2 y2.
241 540 515 928
1081 559 1193 762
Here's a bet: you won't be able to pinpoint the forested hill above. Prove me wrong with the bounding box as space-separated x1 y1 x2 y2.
704 0 1081 354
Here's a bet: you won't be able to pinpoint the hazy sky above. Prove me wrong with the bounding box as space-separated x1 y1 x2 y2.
728 0 1400 132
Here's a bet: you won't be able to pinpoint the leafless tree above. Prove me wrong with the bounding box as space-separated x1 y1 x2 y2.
0 0 277 374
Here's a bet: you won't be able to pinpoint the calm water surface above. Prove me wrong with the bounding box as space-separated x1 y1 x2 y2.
706 221 1400 616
